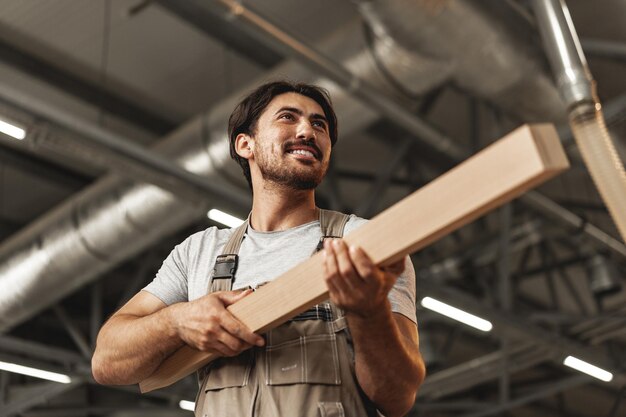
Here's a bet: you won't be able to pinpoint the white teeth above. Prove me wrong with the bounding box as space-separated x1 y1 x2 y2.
289 149 315 158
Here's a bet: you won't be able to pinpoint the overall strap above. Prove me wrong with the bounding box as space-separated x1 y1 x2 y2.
314 209 350 253
207 219 248 293
198 219 250 387
315 209 351 329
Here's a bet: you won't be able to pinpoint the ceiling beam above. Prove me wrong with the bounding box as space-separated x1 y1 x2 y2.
0 336 84 366
0 336 195 401
51 305 92 360
418 343 552 400
459 375 590 417
0 143 92 190
0 38 176 135
554 198 611 213
0 380 83 417
581 38 626 62
423 280 616 367
0 217 21 240
154 0 282 68
356 137 413 217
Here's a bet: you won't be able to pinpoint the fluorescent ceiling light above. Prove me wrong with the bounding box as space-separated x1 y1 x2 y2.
0 118 26 140
563 356 613 382
207 209 244 228
179 400 195 411
421 296 493 332
0 360 72 384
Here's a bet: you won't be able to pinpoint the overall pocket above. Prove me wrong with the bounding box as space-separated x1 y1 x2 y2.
197 350 255 417
265 320 341 386
203 349 253 391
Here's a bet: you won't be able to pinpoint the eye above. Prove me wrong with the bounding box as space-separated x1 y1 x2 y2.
312 120 327 130
279 113 295 121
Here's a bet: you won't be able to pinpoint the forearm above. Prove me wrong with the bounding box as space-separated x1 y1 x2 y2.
348 304 425 417
92 305 184 385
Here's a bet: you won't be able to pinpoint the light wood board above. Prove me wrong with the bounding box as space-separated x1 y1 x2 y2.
139 123 569 392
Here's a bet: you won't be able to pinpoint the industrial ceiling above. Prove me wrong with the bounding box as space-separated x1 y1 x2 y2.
0 0 625 416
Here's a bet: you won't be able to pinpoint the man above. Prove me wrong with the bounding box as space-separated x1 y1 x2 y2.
92 81 426 416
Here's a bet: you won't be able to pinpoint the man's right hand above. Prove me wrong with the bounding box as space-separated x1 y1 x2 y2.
170 289 265 356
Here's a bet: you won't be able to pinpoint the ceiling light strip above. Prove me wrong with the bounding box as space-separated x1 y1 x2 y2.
207 209 244 228
179 400 195 411
563 355 613 382
0 118 26 140
0 360 72 383
421 296 493 332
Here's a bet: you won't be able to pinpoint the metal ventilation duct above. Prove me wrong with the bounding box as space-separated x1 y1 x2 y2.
355 0 567 123
0 1 567 331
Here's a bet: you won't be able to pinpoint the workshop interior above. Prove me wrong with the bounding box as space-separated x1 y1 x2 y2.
0 1 625 416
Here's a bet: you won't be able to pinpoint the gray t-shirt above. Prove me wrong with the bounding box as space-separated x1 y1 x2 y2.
144 215 417 323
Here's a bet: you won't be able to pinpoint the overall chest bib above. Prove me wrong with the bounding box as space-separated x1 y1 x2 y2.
194 210 378 417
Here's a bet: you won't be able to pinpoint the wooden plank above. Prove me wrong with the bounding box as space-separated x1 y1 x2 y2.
139 123 569 393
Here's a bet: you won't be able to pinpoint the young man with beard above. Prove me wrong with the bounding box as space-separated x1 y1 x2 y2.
92 81 426 416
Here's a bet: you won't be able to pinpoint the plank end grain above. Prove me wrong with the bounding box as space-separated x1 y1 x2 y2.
527 123 570 174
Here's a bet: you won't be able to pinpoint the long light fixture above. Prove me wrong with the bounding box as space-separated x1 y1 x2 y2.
179 400 195 411
0 118 26 140
421 296 493 332
0 360 72 384
563 355 613 382
207 209 244 228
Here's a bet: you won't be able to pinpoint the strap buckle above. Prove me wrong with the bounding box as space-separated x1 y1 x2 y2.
212 254 239 279
315 236 342 253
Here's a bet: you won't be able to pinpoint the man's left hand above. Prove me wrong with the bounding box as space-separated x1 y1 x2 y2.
322 239 405 318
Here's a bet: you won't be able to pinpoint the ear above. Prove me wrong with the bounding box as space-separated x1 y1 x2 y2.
235 133 254 161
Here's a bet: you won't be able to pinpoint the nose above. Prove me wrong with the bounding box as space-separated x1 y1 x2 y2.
296 119 316 141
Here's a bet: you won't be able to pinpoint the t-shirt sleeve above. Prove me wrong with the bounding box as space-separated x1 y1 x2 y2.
142 237 191 305
344 215 417 324
388 256 417 324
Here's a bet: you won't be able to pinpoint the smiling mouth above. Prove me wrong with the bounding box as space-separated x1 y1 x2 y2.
287 149 318 159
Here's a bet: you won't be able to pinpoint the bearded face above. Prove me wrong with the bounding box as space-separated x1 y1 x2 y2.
254 137 328 190
247 93 332 191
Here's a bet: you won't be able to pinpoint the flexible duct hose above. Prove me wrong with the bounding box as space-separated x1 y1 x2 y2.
532 0 626 243
570 103 626 242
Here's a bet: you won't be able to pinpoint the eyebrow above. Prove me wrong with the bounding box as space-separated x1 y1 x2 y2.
275 106 328 124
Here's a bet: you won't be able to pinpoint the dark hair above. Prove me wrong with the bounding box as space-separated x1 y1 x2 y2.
228 80 338 190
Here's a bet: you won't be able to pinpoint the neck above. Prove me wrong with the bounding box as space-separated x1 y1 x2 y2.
249 183 318 232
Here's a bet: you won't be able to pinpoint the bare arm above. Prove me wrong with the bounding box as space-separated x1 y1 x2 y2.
92 291 182 385
348 311 424 417
323 240 426 417
91 289 264 385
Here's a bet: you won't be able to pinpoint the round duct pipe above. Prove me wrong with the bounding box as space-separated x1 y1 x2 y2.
353 0 567 123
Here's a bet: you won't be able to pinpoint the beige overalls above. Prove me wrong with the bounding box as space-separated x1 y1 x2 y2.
194 210 379 417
